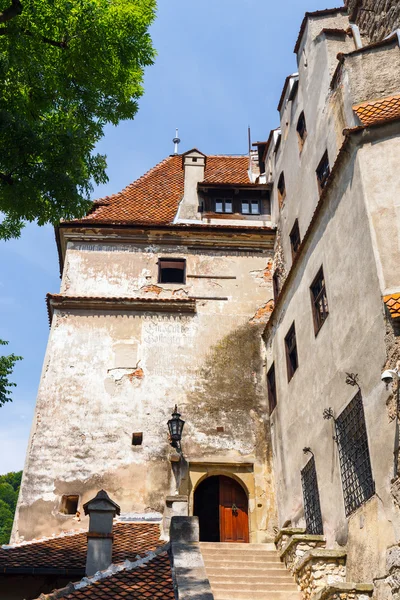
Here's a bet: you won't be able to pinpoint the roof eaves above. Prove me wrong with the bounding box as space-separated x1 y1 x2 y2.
294 7 348 54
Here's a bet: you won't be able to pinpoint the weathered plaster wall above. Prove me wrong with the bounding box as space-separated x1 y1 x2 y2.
346 0 400 43
265 148 399 583
14 239 277 544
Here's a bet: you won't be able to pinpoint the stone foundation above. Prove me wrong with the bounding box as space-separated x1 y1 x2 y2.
294 550 347 600
279 533 326 574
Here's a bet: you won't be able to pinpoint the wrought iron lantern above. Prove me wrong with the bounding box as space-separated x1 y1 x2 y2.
167 405 185 450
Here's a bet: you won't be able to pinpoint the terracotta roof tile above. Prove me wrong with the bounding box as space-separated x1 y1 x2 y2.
384 293 400 319
53 553 174 600
0 523 161 571
73 154 251 226
354 95 400 127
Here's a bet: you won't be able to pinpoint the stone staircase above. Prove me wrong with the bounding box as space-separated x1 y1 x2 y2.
199 542 301 600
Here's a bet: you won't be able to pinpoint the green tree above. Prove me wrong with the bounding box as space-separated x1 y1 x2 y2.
0 0 156 239
0 341 22 407
0 471 22 545
0 483 17 511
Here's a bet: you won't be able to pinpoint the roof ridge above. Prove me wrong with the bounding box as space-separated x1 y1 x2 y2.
1 527 87 550
35 543 171 599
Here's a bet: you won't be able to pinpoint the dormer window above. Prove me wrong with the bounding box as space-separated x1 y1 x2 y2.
215 198 233 214
241 200 260 215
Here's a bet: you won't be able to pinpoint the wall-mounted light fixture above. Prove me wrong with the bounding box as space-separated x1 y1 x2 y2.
167 405 185 451
381 365 400 388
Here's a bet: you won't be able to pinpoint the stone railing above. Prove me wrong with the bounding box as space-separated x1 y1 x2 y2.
274 527 306 553
312 583 373 600
279 533 326 574
293 549 347 600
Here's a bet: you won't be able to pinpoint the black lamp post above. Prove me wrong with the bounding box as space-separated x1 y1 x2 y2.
167 405 185 451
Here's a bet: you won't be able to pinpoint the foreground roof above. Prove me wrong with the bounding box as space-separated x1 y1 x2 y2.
72 153 251 227
36 551 175 600
354 95 400 127
0 523 161 573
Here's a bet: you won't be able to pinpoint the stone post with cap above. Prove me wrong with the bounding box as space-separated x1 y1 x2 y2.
83 489 120 576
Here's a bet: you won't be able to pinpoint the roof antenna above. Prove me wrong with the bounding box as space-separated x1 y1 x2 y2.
248 125 251 155
173 128 181 155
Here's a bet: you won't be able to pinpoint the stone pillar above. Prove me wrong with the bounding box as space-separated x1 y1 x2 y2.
83 489 121 576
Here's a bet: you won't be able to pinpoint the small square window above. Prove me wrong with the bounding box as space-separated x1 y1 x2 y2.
267 364 277 414
296 111 307 151
310 267 329 335
290 220 301 259
214 198 232 214
277 172 286 206
158 258 186 284
285 323 298 382
132 432 143 446
60 495 79 515
241 201 260 215
316 151 330 194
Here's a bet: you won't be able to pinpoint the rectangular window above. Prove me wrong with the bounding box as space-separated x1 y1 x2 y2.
273 272 279 301
316 151 330 194
60 495 79 515
310 267 329 335
158 258 186 284
215 198 233 213
284 323 298 382
301 456 323 535
290 220 301 259
267 364 277 414
132 432 143 446
277 172 286 206
296 111 307 151
241 200 261 215
335 391 375 517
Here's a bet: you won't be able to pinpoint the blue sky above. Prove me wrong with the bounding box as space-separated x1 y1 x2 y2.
0 0 339 473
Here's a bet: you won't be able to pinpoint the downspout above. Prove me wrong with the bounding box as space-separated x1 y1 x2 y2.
350 23 363 49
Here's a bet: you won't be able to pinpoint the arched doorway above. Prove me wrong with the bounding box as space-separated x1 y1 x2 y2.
193 475 249 543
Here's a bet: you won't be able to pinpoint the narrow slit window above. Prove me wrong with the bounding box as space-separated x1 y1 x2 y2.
60 495 79 515
296 111 307 150
316 151 330 194
158 259 186 284
290 220 301 259
310 267 329 335
277 172 286 206
273 272 280 301
132 432 143 446
285 323 298 382
267 364 277 415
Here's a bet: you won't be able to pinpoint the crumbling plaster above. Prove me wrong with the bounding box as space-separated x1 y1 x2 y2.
13 237 277 543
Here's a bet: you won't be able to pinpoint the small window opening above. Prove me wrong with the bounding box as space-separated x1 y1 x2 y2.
285 323 298 382
290 219 301 259
310 267 329 335
316 151 330 194
241 200 260 215
192 157 198 162
216 426 224 433
273 271 280 301
132 432 143 446
296 112 307 151
158 258 186 284
267 364 277 415
60 495 79 515
277 172 286 206
214 198 233 214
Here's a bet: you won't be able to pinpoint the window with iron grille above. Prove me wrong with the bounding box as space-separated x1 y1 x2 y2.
296 111 307 151
335 391 375 517
316 151 330 194
310 267 329 335
290 220 301 259
284 322 298 382
301 456 323 535
267 364 277 415
277 172 286 206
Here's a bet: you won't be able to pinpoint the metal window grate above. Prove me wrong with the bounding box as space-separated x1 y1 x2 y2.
301 456 323 535
335 391 375 517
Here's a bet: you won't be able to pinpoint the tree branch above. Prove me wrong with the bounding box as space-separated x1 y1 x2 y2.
0 0 22 24
0 26 68 48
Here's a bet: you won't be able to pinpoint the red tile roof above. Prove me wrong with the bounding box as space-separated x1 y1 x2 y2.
384 293 400 319
354 95 400 127
75 154 251 226
0 523 162 572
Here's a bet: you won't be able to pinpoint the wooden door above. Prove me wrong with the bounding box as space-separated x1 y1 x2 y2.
219 476 249 543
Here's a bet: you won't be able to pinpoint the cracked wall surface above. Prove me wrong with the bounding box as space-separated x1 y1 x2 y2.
346 0 400 43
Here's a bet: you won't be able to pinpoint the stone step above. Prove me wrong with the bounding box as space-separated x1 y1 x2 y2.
199 542 276 551
212 591 302 600
208 576 295 586
202 555 281 565
206 567 288 577
201 549 279 558
212 582 298 591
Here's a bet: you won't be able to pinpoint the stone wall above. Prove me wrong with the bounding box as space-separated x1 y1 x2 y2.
345 0 400 42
